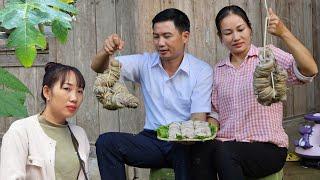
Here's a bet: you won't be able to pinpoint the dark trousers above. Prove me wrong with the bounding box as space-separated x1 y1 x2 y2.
191 140 287 180
95 129 191 180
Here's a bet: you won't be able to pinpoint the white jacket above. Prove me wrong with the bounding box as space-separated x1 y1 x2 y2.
0 114 90 180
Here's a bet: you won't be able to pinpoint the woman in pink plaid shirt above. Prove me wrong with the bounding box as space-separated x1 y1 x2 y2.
191 5 318 180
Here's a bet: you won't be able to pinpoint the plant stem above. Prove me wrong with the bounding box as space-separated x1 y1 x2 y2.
38 24 45 34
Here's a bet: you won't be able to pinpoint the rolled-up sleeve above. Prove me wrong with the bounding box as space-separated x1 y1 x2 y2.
292 62 315 83
269 45 315 85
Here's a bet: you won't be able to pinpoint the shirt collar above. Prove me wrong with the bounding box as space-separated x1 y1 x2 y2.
151 53 190 75
217 44 259 67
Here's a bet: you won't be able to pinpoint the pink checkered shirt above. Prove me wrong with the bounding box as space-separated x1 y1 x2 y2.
212 44 313 148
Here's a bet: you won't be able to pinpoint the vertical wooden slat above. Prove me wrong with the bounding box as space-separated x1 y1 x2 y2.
247 0 263 45
72 0 99 144
303 0 316 113
214 0 230 62
312 0 320 112
275 0 294 118
115 0 147 178
19 67 38 116
0 118 5 138
47 37 57 63
95 0 119 133
192 0 216 65
289 0 312 116
116 0 144 134
35 67 45 113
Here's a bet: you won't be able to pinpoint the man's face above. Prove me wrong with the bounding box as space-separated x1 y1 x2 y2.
153 21 189 62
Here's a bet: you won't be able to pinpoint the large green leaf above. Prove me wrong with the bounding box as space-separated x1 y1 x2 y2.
0 90 28 117
7 22 46 48
52 19 68 43
45 0 77 14
0 0 77 67
0 67 30 93
15 45 37 67
7 22 46 67
0 67 31 118
2 9 24 29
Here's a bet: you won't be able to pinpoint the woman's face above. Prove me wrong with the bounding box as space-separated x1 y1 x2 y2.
44 71 84 120
219 13 252 57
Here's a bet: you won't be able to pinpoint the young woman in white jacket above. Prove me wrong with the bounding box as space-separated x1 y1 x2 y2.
0 62 90 180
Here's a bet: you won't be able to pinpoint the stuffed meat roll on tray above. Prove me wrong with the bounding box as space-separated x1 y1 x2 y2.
156 120 218 141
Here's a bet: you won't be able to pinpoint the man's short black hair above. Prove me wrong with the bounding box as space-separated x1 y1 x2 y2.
152 8 190 33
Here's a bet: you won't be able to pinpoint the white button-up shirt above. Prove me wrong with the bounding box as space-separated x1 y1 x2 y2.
117 52 213 130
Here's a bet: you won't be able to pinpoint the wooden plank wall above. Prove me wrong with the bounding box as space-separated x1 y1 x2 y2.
0 0 319 179
313 0 320 112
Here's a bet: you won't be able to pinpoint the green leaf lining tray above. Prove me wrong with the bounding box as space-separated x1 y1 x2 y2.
156 122 218 142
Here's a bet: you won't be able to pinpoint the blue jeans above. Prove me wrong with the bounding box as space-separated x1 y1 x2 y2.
96 129 191 180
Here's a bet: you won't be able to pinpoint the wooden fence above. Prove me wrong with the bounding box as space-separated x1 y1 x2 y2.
0 0 320 179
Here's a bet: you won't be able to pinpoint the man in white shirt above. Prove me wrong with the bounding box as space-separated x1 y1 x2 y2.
92 8 213 180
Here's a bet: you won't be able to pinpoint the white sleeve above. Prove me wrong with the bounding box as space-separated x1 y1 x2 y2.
190 65 213 113
293 62 315 83
0 127 28 180
116 53 148 83
208 111 219 120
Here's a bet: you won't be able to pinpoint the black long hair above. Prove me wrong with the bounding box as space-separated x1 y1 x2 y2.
41 62 85 103
215 5 252 38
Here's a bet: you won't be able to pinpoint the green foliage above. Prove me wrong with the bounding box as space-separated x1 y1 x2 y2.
156 125 169 138
157 123 218 140
52 19 69 43
0 0 77 67
0 67 31 117
209 124 218 135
